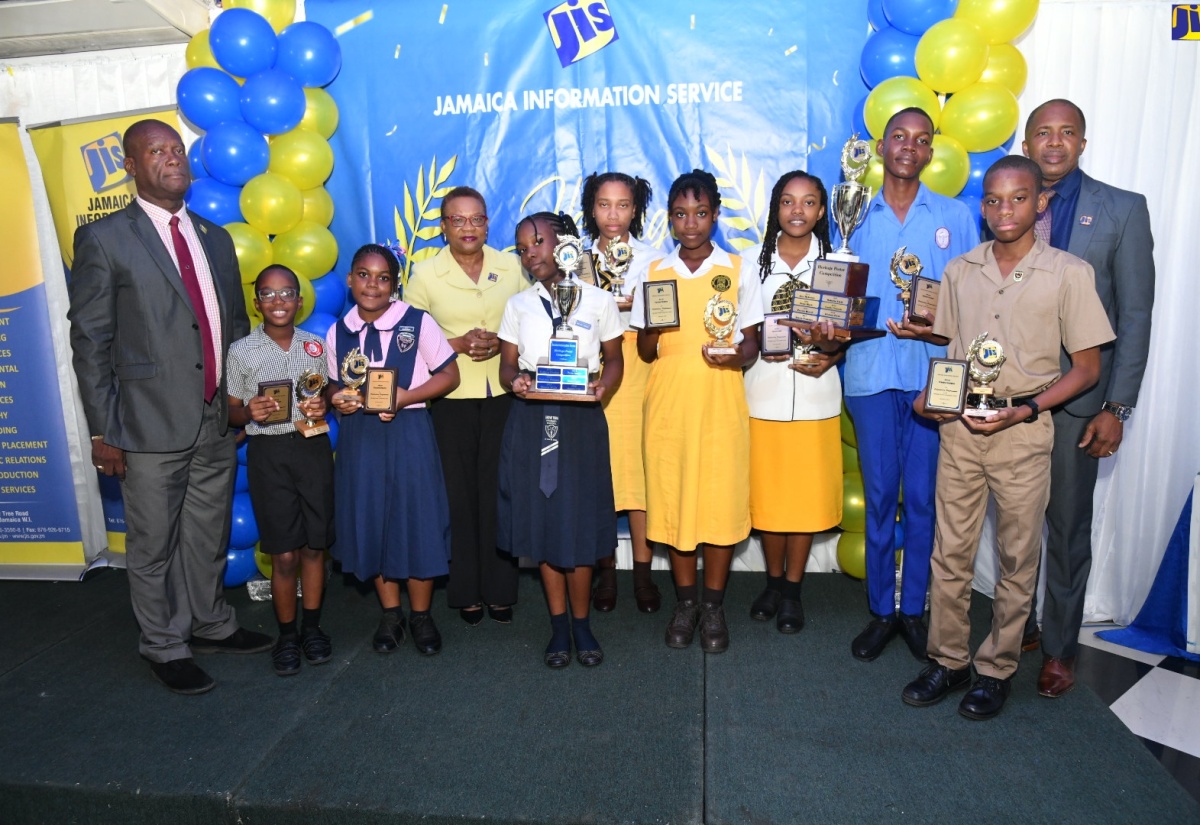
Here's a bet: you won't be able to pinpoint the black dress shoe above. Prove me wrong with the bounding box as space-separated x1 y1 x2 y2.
409 613 442 655
147 657 216 695
487 605 513 624
749 588 782 621
634 580 662 613
699 602 729 654
901 662 972 707
592 572 617 613
851 615 899 661
776 598 805 634
575 640 604 667
191 627 273 654
898 614 930 662
373 612 406 654
959 675 1011 720
665 600 700 648
544 638 571 669
272 636 302 676
300 627 332 665
460 605 484 626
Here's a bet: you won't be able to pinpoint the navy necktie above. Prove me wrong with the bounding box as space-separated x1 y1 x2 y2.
364 321 383 362
539 406 560 497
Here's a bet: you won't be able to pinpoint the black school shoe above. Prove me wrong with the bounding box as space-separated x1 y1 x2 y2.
851 615 899 661
897 614 930 662
272 635 302 677
776 598 805 634
373 612 406 653
300 626 332 665
749 587 782 621
190 627 273 654
146 657 216 695
409 613 443 656
902 663 972 707
959 675 1012 720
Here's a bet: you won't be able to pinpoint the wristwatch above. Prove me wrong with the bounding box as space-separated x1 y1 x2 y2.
1101 401 1133 422
1019 398 1039 423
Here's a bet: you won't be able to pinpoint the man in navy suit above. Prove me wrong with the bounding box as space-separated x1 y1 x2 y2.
1020 100 1155 697
68 119 272 695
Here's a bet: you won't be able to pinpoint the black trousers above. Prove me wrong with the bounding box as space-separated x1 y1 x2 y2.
430 394 519 607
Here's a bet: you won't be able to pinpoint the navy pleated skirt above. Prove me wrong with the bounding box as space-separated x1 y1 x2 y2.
497 397 616 568
333 408 451 581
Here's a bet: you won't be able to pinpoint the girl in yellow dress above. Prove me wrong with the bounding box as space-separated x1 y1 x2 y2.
629 169 764 653
580 171 664 614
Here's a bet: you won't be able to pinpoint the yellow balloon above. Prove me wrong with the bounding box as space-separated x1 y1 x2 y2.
841 407 858 447
225 0 296 33
272 220 339 281
225 222 274 284
185 30 220 70
840 471 867 533
841 441 859 474
301 186 335 227
294 272 316 324
242 283 265 326
862 154 884 194
254 544 272 579
298 88 340 139
939 81 1019 152
240 172 304 236
955 0 1039 45
837 532 867 580
268 130 335 191
915 18 989 94
864 76 941 139
980 43 1028 96
920 134 970 197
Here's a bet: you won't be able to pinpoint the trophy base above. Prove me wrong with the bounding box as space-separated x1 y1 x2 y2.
824 251 860 263
907 314 933 327
529 359 593 402
524 389 598 403
704 343 739 357
296 419 330 438
962 407 998 418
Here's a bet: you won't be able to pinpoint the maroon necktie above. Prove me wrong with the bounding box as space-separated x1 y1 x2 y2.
169 216 217 402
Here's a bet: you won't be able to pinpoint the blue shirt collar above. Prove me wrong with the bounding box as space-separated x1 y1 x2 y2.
1048 166 1082 199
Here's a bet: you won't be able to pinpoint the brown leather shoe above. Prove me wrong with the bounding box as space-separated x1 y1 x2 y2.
1021 627 1041 652
1037 655 1076 698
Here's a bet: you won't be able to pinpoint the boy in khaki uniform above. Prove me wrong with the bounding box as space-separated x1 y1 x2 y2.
901 156 1115 720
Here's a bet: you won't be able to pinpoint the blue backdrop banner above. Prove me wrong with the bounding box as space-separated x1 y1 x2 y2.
307 0 867 284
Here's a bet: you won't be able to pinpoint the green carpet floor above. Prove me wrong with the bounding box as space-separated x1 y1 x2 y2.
0 570 1195 824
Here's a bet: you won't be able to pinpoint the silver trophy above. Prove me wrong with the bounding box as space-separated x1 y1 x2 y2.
552 236 585 339
829 135 874 261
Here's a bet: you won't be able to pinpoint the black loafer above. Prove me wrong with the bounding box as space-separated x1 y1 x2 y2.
959 675 1012 720
699 602 729 654
460 605 485 626
634 581 662 613
665 600 700 648
373 612 406 654
898 614 930 662
576 645 604 667
544 640 571 669
592 582 617 613
902 662 972 707
851 615 900 661
300 627 332 665
487 605 513 624
191 627 273 654
776 598 805 634
146 657 216 695
749 588 782 621
272 635 302 677
409 613 442 656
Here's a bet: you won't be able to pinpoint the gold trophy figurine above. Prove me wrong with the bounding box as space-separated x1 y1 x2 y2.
963 333 1007 417
703 293 739 356
295 370 330 437
339 348 368 406
603 237 633 302
890 246 922 304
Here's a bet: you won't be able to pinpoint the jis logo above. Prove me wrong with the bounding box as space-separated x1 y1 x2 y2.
80 132 129 193
544 0 618 68
1172 5 1200 40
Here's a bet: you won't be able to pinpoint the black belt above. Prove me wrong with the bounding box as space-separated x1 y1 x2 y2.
965 393 1036 408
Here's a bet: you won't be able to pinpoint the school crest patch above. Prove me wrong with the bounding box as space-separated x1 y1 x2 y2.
396 326 416 353
935 227 950 249
303 341 323 358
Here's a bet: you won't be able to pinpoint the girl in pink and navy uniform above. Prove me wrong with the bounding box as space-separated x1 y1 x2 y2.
326 244 460 658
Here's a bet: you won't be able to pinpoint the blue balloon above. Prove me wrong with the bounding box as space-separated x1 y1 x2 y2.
852 94 871 140
311 273 346 316
210 8 278 78
201 120 269 186
240 69 307 136
234 464 249 494
228 491 259 550
223 547 258 587
962 147 1010 200
188 139 208 179
999 132 1017 154
860 26 920 89
275 21 343 88
957 193 983 234
186 177 244 225
881 0 957 36
237 436 250 466
177 68 243 131
893 518 905 552
298 310 337 338
867 0 888 30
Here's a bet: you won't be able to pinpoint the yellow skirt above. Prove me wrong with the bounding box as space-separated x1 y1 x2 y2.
749 417 842 533
602 330 649 511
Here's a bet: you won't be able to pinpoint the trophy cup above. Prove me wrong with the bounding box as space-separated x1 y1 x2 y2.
828 135 874 262
963 333 1007 417
601 238 633 302
703 293 739 356
340 348 368 406
529 236 592 399
890 246 938 326
295 370 330 437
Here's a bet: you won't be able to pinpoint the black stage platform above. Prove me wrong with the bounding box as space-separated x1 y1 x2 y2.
1 571 1196 824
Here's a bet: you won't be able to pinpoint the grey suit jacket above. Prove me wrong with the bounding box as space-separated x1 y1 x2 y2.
1060 172 1154 417
68 201 250 452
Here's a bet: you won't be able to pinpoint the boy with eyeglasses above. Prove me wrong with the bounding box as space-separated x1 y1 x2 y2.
226 264 336 677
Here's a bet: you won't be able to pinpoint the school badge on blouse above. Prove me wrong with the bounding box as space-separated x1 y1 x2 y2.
703 293 738 357
294 369 330 438
889 246 938 327
964 333 1007 417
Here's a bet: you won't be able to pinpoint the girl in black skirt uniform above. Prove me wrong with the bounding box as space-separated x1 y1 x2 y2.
327 244 460 656
497 213 624 667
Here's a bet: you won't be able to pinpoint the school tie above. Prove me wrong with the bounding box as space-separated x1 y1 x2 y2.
169 216 217 402
364 321 384 362
1034 189 1056 245
539 406 560 497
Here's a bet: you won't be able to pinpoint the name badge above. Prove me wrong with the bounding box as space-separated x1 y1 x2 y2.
575 319 592 330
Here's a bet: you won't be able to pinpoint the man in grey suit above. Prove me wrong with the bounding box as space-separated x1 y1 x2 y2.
68 119 272 695
1020 100 1155 697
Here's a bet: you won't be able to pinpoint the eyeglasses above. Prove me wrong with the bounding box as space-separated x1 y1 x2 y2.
256 288 299 302
444 214 488 228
